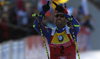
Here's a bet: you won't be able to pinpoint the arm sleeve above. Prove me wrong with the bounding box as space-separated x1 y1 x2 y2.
63 13 80 34
63 13 80 42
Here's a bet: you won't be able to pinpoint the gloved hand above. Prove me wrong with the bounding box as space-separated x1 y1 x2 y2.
42 1 50 12
52 1 68 14
52 1 65 12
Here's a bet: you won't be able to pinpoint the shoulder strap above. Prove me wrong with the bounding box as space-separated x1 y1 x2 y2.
66 26 75 47
50 27 56 43
65 25 69 34
51 27 56 36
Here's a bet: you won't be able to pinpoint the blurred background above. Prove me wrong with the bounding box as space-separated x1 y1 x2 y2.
0 0 100 59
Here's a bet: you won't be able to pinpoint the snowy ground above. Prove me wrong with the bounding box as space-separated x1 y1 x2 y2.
34 50 100 59
25 46 100 59
76 50 100 59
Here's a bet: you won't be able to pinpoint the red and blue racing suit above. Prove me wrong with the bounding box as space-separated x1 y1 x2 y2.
33 10 80 59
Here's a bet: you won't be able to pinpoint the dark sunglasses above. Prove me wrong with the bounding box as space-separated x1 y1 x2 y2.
55 14 65 18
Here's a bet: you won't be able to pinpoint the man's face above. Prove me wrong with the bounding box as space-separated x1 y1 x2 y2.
54 12 68 28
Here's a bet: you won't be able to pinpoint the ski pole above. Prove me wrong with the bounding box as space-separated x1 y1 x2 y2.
32 14 50 59
40 28 50 59
68 16 80 59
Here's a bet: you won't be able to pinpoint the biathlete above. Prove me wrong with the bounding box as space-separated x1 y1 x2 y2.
33 1 80 59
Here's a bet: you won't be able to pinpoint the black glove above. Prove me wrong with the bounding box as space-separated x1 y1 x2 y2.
42 1 50 12
52 1 65 12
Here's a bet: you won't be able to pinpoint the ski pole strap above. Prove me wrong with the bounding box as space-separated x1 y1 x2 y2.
32 13 45 18
40 28 50 59
68 17 73 21
68 15 73 22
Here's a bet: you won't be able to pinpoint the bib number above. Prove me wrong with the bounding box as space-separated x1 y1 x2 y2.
60 45 64 54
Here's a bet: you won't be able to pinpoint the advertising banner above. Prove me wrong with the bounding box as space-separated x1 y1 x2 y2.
19 40 25 59
0 45 2 59
25 35 49 59
2 42 11 59
12 41 19 59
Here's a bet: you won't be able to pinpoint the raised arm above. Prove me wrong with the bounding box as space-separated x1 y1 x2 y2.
64 14 80 34
33 1 52 43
